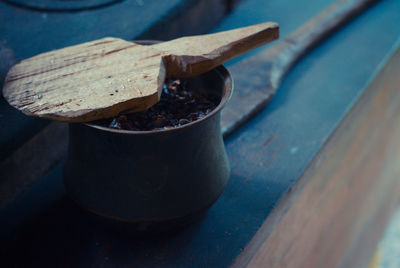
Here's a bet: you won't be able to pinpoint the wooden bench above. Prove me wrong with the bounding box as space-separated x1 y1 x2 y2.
1 0 400 267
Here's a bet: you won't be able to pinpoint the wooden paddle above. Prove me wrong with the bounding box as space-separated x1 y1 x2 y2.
2 22 278 123
221 0 379 137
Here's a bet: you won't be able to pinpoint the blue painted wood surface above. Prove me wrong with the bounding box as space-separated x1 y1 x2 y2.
0 0 223 161
0 98 49 161
0 0 183 59
0 0 183 161
1 0 400 267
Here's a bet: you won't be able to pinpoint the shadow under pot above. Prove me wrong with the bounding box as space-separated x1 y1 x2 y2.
63 65 233 229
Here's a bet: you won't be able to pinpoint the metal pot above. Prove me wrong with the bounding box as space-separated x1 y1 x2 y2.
63 64 233 227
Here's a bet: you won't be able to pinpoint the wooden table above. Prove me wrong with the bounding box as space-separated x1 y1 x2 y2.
1 0 400 267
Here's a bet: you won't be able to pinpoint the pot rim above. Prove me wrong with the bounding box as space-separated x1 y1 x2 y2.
84 64 233 135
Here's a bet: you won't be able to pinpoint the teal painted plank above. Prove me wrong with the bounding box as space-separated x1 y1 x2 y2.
0 0 226 162
1 0 400 267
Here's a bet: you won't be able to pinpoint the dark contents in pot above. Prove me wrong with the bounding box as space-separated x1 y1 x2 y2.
96 79 220 131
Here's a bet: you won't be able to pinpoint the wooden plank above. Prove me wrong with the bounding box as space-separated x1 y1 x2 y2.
3 23 278 122
1 0 400 267
0 0 229 59
138 0 231 41
0 0 377 191
0 41 17 94
232 41 400 268
220 0 379 136
0 98 49 162
0 122 67 210
0 0 230 161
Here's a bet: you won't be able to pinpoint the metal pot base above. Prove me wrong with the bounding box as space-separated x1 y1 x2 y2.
63 65 233 227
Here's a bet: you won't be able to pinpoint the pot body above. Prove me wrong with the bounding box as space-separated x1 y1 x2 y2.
63 66 232 224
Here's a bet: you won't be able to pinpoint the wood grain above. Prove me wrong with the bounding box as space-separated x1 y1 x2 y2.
2 22 278 122
0 0 398 266
0 0 379 222
153 22 279 77
2 38 164 122
231 43 400 268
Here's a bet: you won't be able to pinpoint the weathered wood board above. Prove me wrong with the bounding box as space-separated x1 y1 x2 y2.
1 0 400 267
0 0 230 162
2 22 278 122
233 38 400 268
